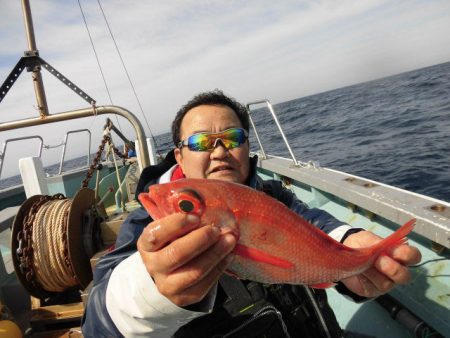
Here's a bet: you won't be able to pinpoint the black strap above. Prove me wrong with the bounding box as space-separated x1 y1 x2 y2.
219 274 254 315
261 180 281 198
135 149 177 200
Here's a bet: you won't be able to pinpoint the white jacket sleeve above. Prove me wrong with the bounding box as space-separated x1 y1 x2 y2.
328 224 353 242
106 252 216 338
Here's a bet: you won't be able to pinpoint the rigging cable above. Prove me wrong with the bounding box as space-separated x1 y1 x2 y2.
76 0 123 133
96 0 162 156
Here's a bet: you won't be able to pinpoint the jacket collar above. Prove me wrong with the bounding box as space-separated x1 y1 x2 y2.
136 150 261 197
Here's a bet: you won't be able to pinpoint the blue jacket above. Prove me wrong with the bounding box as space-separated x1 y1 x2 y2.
82 154 351 337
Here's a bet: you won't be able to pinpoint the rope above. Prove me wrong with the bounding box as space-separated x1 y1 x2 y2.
30 198 78 292
43 141 65 149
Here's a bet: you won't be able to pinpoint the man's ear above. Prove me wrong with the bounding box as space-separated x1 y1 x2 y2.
174 148 183 169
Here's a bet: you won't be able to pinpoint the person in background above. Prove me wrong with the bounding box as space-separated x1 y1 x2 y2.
82 90 421 338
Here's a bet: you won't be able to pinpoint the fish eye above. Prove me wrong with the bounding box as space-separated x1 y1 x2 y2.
172 189 204 215
178 199 194 212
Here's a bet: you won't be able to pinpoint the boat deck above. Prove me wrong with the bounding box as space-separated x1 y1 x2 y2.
256 155 450 337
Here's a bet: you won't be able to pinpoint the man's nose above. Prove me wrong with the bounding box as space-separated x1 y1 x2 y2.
212 138 227 149
210 139 229 158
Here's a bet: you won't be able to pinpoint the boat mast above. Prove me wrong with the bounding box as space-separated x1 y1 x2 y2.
0 1 151 168
21 0 49 117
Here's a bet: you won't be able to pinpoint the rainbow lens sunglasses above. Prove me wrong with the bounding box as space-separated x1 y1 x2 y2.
178 127 248 152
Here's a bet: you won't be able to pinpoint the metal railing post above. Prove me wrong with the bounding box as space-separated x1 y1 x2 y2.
246 100 299 166
58 129 91 174
0 105 150 169
0 136 43 178
245 105 267 160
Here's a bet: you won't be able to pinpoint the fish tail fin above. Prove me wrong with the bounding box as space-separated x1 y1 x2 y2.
366 218 416 257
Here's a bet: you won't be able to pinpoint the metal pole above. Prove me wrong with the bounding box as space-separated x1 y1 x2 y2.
59 134 69 174
58 129 92 174
108 141 125 211
245 107 267 159
247 100 299 166
0 136 44 178
0 105 150 168
21 0 49 117
105 118 135 151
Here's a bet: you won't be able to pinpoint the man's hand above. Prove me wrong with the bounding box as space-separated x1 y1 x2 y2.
137 213 237 307
341 230 421 298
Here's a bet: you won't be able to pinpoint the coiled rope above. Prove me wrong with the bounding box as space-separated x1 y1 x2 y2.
29 198 78 292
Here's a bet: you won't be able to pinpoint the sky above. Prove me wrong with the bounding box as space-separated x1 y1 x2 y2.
0 0 450 178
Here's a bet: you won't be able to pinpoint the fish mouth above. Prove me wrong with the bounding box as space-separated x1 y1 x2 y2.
139 193 163 219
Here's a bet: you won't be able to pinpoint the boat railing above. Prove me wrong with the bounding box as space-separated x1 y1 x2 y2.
246 100 300 166
0 135 43 179
0 105 150 169
57 129 91 174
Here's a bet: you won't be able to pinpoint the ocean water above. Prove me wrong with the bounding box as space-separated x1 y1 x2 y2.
1 62 449 202
154 61 450 202
0 156 90 190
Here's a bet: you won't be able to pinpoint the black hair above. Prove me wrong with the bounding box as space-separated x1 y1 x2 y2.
171 89 250 146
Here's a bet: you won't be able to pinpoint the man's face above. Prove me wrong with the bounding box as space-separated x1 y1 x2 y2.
174 104 250 184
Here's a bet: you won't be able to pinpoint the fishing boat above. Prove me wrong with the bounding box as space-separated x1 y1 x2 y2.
0 1 448 337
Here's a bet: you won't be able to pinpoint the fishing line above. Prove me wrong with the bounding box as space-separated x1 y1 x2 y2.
96 0 162 157
410 257 450 278
77 0 123 134
410 258 449 268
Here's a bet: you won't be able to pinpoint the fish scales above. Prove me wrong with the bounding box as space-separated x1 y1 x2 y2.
139 178 415 286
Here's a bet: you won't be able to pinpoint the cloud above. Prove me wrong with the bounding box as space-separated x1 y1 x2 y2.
1 0 449 177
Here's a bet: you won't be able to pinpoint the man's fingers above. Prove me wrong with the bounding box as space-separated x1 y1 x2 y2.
137 213 200 252
363 267 394 294
165 254 235 307
374 255 412 285
154 233 235 306
168 233 237 288
353 274 380 298
146 225 222 274
388 244 422 266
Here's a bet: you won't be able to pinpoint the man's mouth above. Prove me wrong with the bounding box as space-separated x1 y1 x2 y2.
210 165 234 173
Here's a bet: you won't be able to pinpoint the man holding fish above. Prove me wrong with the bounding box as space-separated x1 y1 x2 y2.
82 90 421 338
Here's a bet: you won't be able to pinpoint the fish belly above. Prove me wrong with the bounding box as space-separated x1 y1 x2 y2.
228 215 366 285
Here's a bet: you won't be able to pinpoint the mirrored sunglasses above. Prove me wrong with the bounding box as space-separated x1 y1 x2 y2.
178 128 248 152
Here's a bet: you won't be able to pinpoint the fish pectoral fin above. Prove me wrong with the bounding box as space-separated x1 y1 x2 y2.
310 282 337 289
234 244 294 269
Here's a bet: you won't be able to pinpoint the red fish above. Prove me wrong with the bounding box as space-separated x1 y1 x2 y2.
139 178 415 286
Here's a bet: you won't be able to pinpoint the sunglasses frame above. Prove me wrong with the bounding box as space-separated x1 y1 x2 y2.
178 127 248 152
